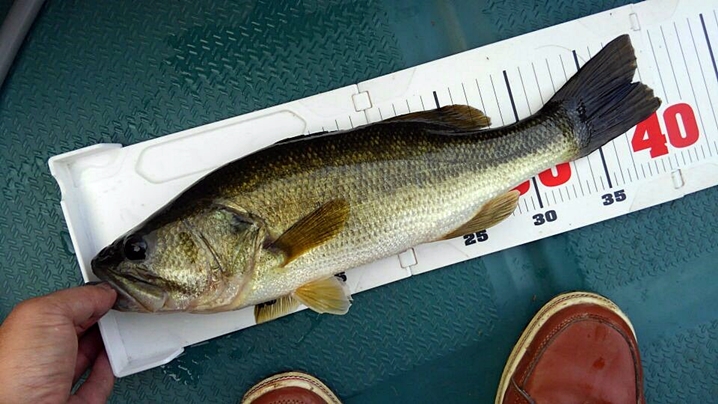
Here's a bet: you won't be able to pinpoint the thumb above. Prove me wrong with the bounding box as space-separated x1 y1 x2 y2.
44 283 117 333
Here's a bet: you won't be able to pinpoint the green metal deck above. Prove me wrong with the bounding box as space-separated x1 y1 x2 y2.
0 1 715 402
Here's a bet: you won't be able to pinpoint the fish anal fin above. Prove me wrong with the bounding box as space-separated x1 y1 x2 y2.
272 199 350 266
254 295 300 324
293 276 352 315
443 190 520 240
387 105 491 129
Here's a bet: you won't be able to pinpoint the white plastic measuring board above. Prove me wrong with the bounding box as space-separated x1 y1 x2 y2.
48 0 718 377
363 0 718 275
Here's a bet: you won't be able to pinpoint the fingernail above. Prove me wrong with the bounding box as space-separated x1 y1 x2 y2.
84 281 115 292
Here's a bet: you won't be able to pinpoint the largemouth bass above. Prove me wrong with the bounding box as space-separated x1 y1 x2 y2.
92 35 660 323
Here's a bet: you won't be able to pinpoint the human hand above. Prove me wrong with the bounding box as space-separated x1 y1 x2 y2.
0 283 117 404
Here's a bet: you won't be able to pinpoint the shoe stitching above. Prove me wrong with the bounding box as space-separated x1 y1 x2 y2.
518 312 640 394
509 377 535 404
497 293 629 404
244 374 339 402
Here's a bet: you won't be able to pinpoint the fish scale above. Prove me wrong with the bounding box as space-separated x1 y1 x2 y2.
214 116 575 305
92 35 660 322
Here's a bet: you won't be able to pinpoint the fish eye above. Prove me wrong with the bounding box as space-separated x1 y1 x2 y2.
123 235 147 261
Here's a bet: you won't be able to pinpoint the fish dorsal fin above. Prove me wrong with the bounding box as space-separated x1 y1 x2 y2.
443 190 520 240
293 276 352 315
272 199 350 266
254 295 300 324
386 105 491 129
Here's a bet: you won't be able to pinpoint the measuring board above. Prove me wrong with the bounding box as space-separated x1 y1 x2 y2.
48 0 718 377
370 1 718 274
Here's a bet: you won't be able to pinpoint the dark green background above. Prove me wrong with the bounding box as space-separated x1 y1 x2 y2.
0 1 716 402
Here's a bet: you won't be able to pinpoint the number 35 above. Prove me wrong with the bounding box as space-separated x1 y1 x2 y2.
602 189 627 206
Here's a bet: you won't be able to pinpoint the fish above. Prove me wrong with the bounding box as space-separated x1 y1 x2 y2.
92 35 660 324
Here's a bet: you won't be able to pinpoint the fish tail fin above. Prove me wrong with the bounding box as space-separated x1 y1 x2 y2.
548 34 661 158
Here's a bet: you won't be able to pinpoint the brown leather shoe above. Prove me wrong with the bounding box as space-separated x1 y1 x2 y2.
496 292 644 404
241 371 341 404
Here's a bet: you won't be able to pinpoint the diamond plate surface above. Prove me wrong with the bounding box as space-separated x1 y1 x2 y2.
571 188 718 291
643 319 718 402
564 186 718 404
1 0 716 403
348 187 718 404
479 0 630 40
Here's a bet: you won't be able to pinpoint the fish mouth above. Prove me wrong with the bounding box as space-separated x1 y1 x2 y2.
94 267 168 313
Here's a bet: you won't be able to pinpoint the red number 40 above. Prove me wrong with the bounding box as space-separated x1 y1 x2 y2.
631 103 699 158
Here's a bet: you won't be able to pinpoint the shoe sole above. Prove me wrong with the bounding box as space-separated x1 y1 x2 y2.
241 371 342 404
494 291 636 404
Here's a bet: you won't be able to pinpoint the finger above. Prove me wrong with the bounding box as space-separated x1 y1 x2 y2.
43 284 117 334
70 350 115 404
73 326 104 385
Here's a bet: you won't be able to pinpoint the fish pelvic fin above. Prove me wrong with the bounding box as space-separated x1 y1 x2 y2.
254 295 300 324
293 276 352 315
547 34 661 158
272 199 350 266
386 105 491 130
442 190 520 240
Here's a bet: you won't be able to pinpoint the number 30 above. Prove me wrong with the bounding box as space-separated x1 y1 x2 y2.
533 210 557 226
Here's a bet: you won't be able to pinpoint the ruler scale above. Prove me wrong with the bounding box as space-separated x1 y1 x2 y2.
48 0 718 377
359 1 718 274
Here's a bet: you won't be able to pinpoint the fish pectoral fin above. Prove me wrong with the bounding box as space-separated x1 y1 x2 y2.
442 190 520 240
386 105 491 129
254 295 301 324
293 276 352 315
272 199 350 266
